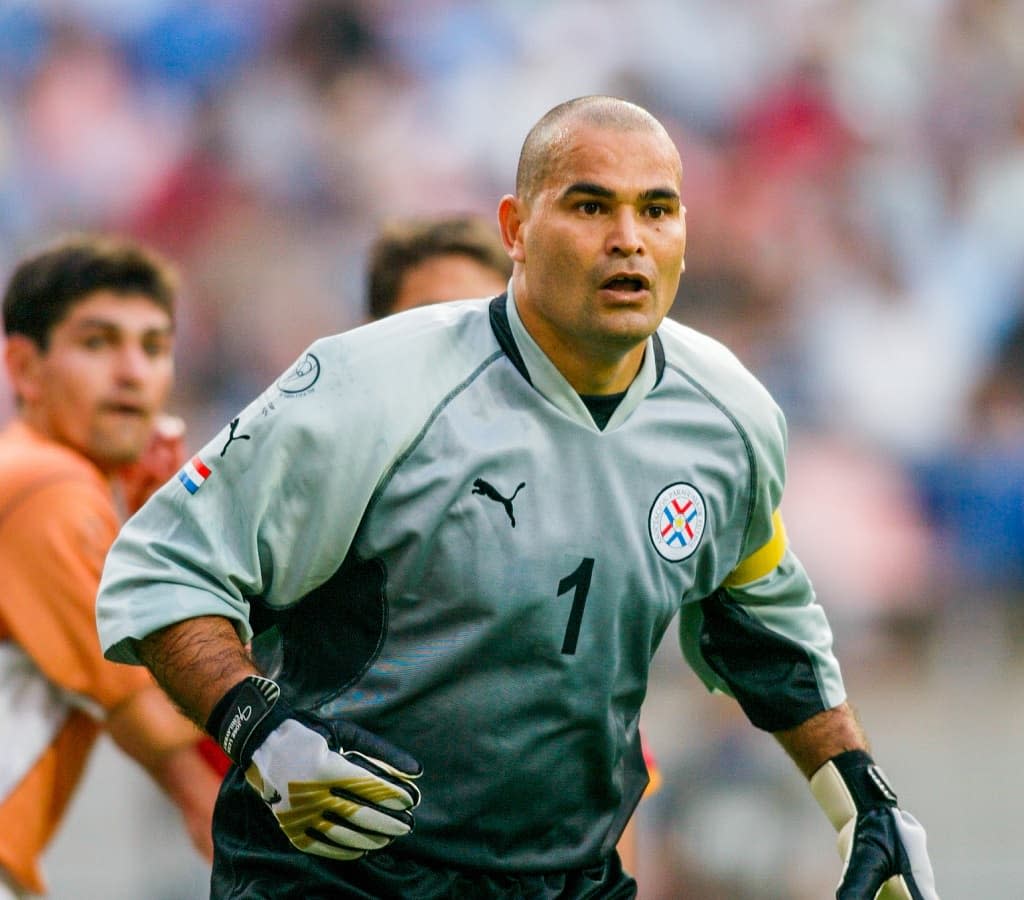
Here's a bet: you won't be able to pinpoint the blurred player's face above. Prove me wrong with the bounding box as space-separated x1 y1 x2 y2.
8 290 174 472
499 122 686 393
391 254 508 314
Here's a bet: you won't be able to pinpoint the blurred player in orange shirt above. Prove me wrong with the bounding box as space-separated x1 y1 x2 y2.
0 234 220 898
365 213 661 877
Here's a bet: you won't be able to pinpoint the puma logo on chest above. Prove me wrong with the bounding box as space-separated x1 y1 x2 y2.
472 478 526 527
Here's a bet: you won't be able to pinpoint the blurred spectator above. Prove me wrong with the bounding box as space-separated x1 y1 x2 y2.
915 312 1024 602
365 213 510 319
639 693 834 900
0 0 1022 894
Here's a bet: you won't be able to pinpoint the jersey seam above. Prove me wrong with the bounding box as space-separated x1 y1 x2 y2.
663 361 758 566
363 349 507 517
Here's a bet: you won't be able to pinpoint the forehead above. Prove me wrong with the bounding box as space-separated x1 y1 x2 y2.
541 123 682 198
396 254 508 309
57 290 172 332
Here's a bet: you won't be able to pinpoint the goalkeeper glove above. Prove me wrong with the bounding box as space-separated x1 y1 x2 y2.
810 749 938 899
207 675 422 860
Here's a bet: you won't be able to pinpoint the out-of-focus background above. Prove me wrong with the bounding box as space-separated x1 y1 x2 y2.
1 0 1020 896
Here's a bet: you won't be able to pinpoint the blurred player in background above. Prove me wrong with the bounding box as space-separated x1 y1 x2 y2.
0 235 219 898
97 97 937 899
365 212 660 878
366 215 512 320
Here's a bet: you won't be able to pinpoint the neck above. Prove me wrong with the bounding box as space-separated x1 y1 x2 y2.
512 295 647 395
547 338 646 395
16 412 119 479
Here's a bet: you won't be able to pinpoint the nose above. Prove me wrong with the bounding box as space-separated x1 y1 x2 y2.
606 208 643 257
114 343 151 384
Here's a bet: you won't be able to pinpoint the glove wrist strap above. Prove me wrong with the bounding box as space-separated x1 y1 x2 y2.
206 675 291 768
810 749 898 832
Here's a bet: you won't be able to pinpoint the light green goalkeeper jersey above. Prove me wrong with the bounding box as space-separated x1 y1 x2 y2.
98 288 845 872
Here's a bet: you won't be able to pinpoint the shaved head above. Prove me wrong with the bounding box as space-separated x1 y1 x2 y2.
497 94 687 395
515 96 677 203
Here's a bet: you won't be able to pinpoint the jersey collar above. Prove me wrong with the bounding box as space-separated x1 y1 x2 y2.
489 287 664 430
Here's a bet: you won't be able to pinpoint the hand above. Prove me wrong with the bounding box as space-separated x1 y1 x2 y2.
246 716 421 860
810 750 938 899
207 676 421 860
118 414 187 513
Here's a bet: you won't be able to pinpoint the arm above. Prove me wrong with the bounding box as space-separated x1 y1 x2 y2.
0 471 220 861
105 682 222 861
100 347 429 860
773 701 866 777
774 704 938 900
136 615 257 727
680 564 937 898
678 378 937 898
136 614 422 861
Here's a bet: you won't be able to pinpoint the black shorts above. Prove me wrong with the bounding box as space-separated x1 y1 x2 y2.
210 769 638 899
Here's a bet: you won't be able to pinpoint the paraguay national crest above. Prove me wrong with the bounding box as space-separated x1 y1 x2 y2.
649 482 707 562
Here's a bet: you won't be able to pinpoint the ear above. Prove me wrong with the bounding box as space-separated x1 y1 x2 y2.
497 194 526 264
680 205 687 274
4 335 45 405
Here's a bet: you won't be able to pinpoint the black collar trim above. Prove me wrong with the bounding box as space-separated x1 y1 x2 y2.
488 294 532 384
489 293 667 388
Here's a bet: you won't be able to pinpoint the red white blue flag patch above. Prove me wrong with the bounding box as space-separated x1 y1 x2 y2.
648 482 706 562
178 455 212 494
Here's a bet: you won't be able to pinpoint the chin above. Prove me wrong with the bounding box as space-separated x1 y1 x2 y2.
91 433 148 469
603 314 660 345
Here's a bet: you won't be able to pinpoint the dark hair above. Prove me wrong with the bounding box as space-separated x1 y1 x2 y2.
366 215 511 319
3 233 178 349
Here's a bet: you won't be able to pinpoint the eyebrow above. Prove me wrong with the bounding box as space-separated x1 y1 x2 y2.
70 317 174 336
561 182 680 203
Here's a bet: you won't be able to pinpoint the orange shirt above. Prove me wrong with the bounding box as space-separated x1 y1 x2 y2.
0 421 155 894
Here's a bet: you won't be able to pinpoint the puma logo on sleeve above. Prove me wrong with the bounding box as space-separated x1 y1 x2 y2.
220 417 252 457
472 478 526 528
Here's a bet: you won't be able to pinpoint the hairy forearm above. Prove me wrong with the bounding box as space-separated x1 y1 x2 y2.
773 701 868 778
137 615 259 727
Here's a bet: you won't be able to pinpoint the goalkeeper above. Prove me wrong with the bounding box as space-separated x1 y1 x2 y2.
97 96 938 899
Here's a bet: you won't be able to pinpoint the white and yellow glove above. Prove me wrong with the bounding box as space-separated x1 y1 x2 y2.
207 675 421 860
810 750 938 899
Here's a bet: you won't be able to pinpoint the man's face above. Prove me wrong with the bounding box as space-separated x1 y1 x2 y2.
391 254 508 314
13 290 174 471
502 123 686 384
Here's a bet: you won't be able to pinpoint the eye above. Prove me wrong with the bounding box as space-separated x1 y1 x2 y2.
142 336 173 358
646 205 668 219
578 201 603 216
81 334 109 350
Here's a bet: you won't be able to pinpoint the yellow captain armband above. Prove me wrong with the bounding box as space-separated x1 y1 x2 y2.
722 509 787 587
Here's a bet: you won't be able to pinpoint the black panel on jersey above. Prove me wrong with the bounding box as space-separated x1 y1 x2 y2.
651 331 666 386
488 295 531 383
697 590 826 731
248 553 387 708
212 766 638 899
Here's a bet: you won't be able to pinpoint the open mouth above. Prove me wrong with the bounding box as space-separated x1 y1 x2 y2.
601 274 650 293
102 403 147 418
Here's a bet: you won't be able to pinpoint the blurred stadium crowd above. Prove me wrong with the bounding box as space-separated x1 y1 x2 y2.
1 1 1021 897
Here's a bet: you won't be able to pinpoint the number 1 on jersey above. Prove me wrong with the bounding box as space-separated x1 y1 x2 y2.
558 557 594 654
